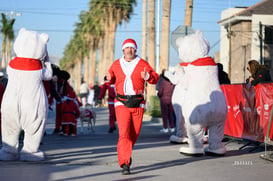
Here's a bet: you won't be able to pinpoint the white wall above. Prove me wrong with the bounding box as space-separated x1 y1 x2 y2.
219 8 246 73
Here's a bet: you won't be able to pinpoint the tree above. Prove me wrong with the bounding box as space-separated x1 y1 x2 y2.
60 0 137 91
89 0 136 83
141 0 147 60
60 30 85 94
1 13 15 71
160 0 171 72
147 0 156 104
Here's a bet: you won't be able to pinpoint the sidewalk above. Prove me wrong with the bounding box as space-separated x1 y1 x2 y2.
0 107 273 181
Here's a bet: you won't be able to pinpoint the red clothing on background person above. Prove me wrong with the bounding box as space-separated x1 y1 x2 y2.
107 38 159 175
98 78 117 133
43 80 58 107
61 99 80 136
55 82 77 132
53 70 77 134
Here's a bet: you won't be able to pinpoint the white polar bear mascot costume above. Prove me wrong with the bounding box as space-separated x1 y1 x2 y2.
166 30 227 156
168 65 188 144
0 28 52 161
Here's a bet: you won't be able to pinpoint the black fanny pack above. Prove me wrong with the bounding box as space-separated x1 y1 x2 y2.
116 94 144 108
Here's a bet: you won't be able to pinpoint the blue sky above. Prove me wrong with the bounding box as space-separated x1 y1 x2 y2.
0 0 262 66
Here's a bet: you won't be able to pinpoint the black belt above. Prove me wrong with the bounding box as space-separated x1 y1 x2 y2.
63 111 75 115
116 93 143 99
116 93 144 108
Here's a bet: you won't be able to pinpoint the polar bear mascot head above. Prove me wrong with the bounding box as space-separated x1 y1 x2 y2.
176 30 210 63
14 27 49 60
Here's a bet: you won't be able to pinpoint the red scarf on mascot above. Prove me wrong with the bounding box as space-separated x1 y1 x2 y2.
180 57 216 67
9 57 42 70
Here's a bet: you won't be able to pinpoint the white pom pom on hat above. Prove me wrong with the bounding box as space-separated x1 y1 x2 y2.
122 38 137 50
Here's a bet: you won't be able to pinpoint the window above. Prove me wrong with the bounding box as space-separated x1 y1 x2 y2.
264 26 273 44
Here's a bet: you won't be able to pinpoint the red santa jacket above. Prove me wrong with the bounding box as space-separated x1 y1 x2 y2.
98 82 116 103
108 57 159 96
61 99 80 125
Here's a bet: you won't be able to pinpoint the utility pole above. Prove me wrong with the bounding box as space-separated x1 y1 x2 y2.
228 24 232 78
259 21 263 64
184 0 193 27
156 0 160 73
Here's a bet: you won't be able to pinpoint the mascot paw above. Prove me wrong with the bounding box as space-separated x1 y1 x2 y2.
20 150 45 161
0 149 18 161
163 70 172 79
204 146 226 156
170 135 188 144
179 146 204 156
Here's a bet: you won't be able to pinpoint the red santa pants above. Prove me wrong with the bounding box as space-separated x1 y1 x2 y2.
115 105 144 167
62 123 77 135
108 102 116 128
55 103 62 132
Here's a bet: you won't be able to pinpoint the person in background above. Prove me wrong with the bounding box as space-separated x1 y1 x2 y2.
53 70 78 134
246 59 272 86
60 96 81 136
157 69 175 133
87 83 95 107
79 78 90 107
44 64 62 111
98 76 117 133
217 63 231 84
0 72 8 135
0 72 8 88
93 81 101 107
107 38 159 175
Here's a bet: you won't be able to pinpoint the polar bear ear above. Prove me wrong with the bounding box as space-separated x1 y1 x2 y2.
195 29 210 55
18 27 26 34
195 30 204 37
40 33 49 43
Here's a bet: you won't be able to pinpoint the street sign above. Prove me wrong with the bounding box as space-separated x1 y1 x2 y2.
171 25 195 53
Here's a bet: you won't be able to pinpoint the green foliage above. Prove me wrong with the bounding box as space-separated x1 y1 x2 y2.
147 95 161 117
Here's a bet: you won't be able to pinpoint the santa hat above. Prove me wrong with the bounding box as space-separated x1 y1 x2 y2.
122 38 137 50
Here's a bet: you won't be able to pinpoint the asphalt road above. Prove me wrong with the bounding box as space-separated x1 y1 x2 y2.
0 106 273 181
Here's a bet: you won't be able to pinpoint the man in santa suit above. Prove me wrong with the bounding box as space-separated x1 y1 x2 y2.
107 38 159 175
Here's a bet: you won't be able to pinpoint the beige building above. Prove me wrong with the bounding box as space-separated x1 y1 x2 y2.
218 0 273 84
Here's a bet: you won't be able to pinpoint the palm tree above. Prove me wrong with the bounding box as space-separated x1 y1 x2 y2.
147 0 156 104
60 0 137 89
89 0 136 83
141 0 147 60
60 30 85 93
1 13 15 71
160 0 171 72
86 11 103 85
78 11 91 84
